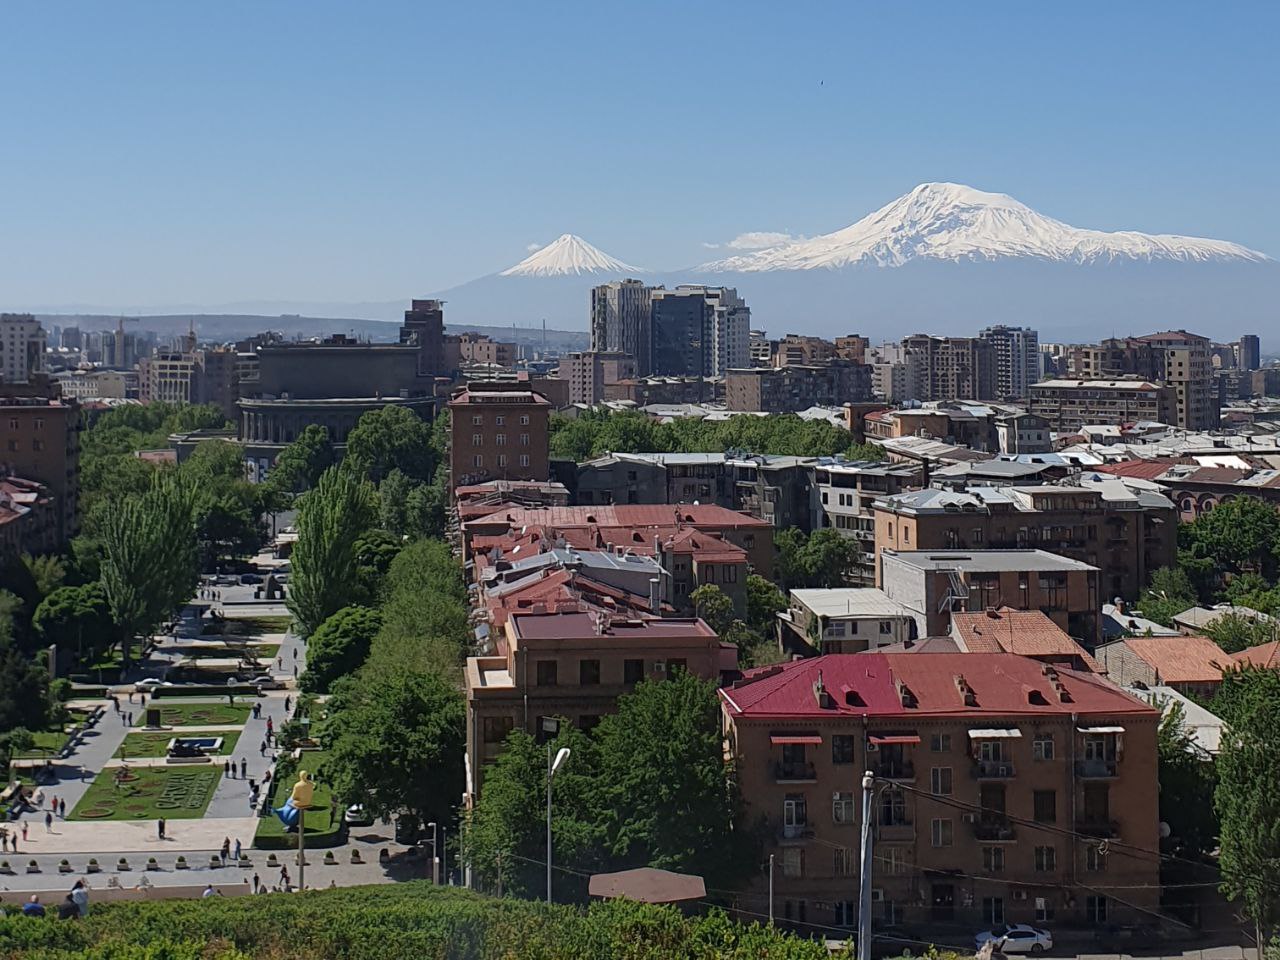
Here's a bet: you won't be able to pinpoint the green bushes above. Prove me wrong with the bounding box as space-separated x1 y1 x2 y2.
253 750 344 850
0 883 837 959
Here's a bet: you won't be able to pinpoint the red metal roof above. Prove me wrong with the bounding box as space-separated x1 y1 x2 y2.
1094 459 1188 480
1232 640 1280 670
467 504 770 530
951 608 1101 671
1122 635 1228 684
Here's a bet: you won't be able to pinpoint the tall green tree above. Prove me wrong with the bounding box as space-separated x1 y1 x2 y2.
326 669 465 833
1156 700 1218 857
1214 666 1280 945
300 605 382 693
690 583 734 635
1138 566 1199 627
775 527 859 589
286 465 376 637
32 582 114 667
346 405 435 484
266 424 334 499
746 573 786 637
1181 496 1280 591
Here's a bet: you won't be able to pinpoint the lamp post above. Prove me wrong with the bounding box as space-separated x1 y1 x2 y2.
427 821 439 884
546 745 571 904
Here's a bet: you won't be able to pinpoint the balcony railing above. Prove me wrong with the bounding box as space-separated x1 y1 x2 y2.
779 822 814 842
1075 818 1119 838
876 820 915 842
971 760 1016 779
774 761 817 782
875 760 915 781
973 817 1017 842
1075 759 1119 779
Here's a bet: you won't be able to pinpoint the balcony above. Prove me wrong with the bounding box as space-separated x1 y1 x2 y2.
972 817 1017 842
1075 818 1120 838
1075 759 1119 779
778 822 814 843
971 760 1016 779
774 761 817 783
876 820 915 842
875 760 916 782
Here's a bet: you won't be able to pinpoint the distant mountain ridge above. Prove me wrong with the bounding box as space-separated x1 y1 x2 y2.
499 234 645 277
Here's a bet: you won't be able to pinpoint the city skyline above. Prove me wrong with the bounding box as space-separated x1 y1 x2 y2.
2 2 1279 308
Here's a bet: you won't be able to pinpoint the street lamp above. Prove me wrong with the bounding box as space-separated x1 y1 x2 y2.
546 745 571 904
427 820 439 884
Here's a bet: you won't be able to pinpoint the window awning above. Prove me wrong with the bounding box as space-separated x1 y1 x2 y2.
967 728 1022 739
1077 725 1125 734
869 734 921 745
770 734 823 745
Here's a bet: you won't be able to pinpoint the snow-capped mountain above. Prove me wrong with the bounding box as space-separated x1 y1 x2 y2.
698 182 1269 272
499 233 645 277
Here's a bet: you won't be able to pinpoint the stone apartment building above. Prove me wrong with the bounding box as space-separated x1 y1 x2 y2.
448 382 552 490
1028 379 1177 431
872 478 1177 603
777 587 916 654
726 361 871 413
810 458 923 585
877 548 1101 643
721 652 1160 932
456 333 517 368
465 609 730 796
0 313 46 384
902 335 996 402
0 388 81 543
1067 332 1218 430
560 350 636 406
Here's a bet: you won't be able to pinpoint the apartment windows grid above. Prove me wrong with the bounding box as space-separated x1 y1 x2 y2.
930 767 953 796
930 818 953 848
982 847 1005 872
930 733 951 753
831 734 854 765
832 791 856 824
1034 845 1056 872
833 846 853 877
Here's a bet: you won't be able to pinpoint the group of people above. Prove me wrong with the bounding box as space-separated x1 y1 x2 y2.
0 881 90 920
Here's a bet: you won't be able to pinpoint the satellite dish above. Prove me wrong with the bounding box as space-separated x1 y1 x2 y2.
1159 821 1172 839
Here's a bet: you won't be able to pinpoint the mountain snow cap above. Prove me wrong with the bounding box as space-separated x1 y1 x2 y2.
500 234 646 277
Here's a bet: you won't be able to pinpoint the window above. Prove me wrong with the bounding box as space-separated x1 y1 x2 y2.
724 565 738 583
520 433 529 446
835 900 856 926
903 526 910 543
494 415 505 426
879 788 907 826
32 418 44 430
982 847 1005 872
832 791 856 823
930 733 952 753
482 716 514 743
930 767 953 796
472 433 483 446
977 740 1005 763
1033 790 1057 824
930 818 953 847
472 415 483 426
1032 734 1055 760
883 847 907 876
666 658 687 676
833 846 853 877
624 659 644 684
32 440 43 451
982 896 1004 926
519 414 530 425
1085 845 1107 873
495 433 506 446
497 454 507 468
879 620 893 635
579 659 600 685
519 455 530 467
472 455 483 468
1034 845 1056 872
7 418 16 430
781 847 804 878
831 735 854 764
5 440 14 452
1035 897 1055 923
535 660 558 686
1086 896 1108 923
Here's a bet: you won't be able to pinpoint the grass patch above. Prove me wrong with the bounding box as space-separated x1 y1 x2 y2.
207 615 292 636
69 766 220 821
136 701 251 727
12 730 69 759
115 729 243 759
254 750 343 849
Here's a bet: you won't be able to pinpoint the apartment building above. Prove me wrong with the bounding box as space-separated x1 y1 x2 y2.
0 390 81 542
650 285 751 378
1067 332 1218 430
1028 379 1177 431
810 458 923 585
721 653 1160 932
0 475 58 560
726 362 872 413
457 333 517 368
591 280 653 377
872 478 1177 603
979 325 1041 402
560 350 636 406
878 548 1100 643
902 335 996 402
773 334 836 366
0 314 46 384
777 588 916 654
447 383 552 490
466 609 729 796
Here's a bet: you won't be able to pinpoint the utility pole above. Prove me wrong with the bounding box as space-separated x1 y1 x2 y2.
768 853 775 925
857 770 875 960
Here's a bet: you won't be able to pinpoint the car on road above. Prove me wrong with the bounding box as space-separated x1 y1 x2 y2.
344 804 374 826
975 924 1052 954
134 678 173 692
249 676 286 690
239 573 263 584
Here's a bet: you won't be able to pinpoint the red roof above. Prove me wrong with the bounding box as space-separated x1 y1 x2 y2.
951 608 1101 671
1094 458 1188 480
1121 635 1228 684
721 652 1153 720
1232 640 1280 670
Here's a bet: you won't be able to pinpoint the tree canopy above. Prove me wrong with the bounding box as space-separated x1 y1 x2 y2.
300 605 382 693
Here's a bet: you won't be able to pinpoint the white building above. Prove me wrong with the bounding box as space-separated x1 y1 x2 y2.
0 313 46 384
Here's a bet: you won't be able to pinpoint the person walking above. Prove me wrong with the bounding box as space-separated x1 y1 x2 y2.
21 821 28 842
157 817 166 840
50 794 58 812
233 837 242 861
220 837 230 866
252 872 260 894
224 760 231 777
279 865 290 890
284 695 292 713
259 739 267 757
44 811 53 833
239 757 247 779
69 880 89 918
59 798 66 818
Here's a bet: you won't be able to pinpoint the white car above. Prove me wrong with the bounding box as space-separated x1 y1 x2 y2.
249 676 286 690
975 924 1053 955
133 678 173 692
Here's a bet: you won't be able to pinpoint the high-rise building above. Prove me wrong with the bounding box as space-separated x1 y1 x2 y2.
749 330 773 367
901 335 996 402
0 314 46 384
591 279 653 376
650 285 750 378
1236 334 1261 372
726 362 871 413
1068 331 1217 430
979 325 1040 401
399 299 446 376
447 380 552 490
560 351 636 406
0 385 81 543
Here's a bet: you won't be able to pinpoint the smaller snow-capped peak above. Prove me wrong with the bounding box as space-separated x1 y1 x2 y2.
499 234 645 277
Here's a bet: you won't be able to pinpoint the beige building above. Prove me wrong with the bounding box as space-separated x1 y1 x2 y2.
1028 379 1177 431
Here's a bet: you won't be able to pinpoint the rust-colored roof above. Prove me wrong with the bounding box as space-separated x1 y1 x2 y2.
1094 458 1189 480
951 607 1101 671
1122 634 1228 684
1232 641 1280 670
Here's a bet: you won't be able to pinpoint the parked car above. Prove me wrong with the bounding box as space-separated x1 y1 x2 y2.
344 804 374 826
134 678 173 692
239 573 263 585
975 924 1053 954
249 676 286 690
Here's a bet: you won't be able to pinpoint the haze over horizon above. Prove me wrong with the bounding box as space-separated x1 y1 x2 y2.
2 2 1278 313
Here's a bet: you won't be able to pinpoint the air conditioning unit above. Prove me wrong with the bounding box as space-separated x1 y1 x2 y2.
833 792 844 802
962 813 977 824
999 765 1011 776
652 660 666 674
866 741 878 752
870 889 885 903
1013 890 1029 901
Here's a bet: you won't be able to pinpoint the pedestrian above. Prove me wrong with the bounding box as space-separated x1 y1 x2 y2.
126 711 132 727
157 817 166 840
252 872 260 894
128 690 135 704
45 811 53 833
252 703 261 719
292 647 297 659
259 739 267 757
220 837 230 865
227 692 234 707
280 865 289 889
266 717 274 738
292 665 298 679
233 837 242 861
202 884 221 898
23 895 46 917
70 879 89 918
276 657 282 670
21 821 28 842
224 759 232 778
50 794 58 812
284 695 291 713
112 695 119 713
59 798 66 818
239 757 247 779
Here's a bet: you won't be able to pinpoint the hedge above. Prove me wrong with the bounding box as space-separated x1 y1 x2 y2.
0 883 841 959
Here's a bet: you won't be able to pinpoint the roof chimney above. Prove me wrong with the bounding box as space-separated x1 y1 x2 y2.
649 577 661 614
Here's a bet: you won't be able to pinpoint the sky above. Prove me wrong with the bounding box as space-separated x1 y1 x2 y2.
1 1 1278 310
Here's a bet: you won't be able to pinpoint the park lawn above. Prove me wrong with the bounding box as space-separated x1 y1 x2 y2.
115 729 243 759
12 729 68 759
69 766 220 821
227 615 293 635
135 701 251 727
254 750 342 848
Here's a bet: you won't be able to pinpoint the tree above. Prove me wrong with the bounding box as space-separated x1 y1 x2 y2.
1138 566 1199 627
346 405 435 484
593 672 751 887
466 725 601 899
844 441 886 462
1214 666 1280 945
300 606 382 693
689 584 734 635
21 553 66 598
32 583 114 667
1181 496 1280 590
746 573 787 637
1156 700 1218 857
325 669 465 834
266 424 334 498
353 529 405 606
286 465 376 637
776 527 859 590
405 476 447 540
377 469 414 537
1204 613 1278 655
0 644 51 734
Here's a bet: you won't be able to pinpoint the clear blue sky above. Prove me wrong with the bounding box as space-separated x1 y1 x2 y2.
2 1 1277 308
